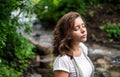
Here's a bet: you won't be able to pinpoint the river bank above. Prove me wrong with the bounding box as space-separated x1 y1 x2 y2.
24 29 120 77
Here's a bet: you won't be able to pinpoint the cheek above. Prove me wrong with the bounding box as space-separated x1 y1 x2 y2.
72 32 81 38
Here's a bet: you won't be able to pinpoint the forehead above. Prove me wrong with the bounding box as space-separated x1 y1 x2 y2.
74 17 84 26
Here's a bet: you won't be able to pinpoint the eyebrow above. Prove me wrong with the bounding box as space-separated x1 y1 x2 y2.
74 25 80 27
74 23 84 27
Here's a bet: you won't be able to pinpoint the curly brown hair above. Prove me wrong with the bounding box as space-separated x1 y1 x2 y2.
53 12 82 57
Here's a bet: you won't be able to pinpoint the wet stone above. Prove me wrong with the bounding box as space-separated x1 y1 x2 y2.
24 29 120 77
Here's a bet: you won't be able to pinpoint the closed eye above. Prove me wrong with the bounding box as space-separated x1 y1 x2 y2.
80 23 85 27
73 26 80 31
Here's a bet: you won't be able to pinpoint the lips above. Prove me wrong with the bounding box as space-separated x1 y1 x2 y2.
82 34 87 38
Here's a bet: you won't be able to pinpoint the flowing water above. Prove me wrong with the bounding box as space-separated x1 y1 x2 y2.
24 23 120 77
86 43 120 77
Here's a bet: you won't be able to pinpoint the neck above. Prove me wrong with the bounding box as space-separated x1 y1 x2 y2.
72 42 80 51
72 42 83 57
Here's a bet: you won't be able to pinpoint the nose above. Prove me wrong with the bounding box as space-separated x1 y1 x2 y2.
80 27 86 33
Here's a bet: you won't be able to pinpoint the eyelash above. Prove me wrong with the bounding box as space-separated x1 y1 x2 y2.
82 23 86 27
74 28 79 31
74 24 86 31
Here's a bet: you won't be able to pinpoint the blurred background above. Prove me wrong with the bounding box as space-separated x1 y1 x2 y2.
0 0 120 77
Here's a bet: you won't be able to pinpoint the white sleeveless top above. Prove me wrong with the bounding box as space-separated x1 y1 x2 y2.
53 43 94 77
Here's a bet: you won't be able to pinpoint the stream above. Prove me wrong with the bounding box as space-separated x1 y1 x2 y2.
24 23 120 77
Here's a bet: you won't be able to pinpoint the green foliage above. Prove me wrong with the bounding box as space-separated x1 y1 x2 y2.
84 0 100 5
0 64 22 77
34 0 120 30
84 0 120 5
0 0 20 20
0 0 37 76
34 0 86 29
0 0 20 49
99 0 120 5
99 22 120 38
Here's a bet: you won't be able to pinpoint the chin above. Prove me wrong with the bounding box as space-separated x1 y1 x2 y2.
81 38 87 42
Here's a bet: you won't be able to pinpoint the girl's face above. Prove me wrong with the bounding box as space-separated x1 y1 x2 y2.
72 17 87 43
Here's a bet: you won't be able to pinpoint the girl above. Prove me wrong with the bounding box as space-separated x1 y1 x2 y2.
53 12 94 77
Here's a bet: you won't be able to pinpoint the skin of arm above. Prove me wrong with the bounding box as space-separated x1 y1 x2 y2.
54 70 69 77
